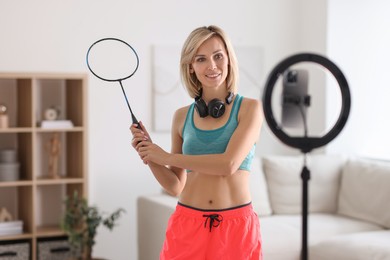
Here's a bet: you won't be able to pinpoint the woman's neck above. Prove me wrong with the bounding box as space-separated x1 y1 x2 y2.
201 87 229 103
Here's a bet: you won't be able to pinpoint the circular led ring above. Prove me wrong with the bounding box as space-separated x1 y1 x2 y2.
262 53 351 153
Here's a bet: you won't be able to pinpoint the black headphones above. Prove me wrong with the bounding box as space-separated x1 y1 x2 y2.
194 90 234 118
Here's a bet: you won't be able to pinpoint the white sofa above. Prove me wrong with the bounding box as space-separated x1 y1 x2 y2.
137 154 390 260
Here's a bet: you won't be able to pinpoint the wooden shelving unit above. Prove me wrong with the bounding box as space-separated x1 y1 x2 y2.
0 72 87 260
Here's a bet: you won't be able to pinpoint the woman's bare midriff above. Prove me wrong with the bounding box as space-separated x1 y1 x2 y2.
178 170 251 209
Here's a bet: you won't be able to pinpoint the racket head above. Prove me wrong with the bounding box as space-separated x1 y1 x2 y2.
86 37 139 82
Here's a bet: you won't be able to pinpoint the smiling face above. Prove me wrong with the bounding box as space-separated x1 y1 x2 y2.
190 36 229 91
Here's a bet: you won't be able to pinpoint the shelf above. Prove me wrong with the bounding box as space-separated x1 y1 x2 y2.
36 127 84 133
0 127 85 133
36 177 84 185
0 72 87 260
0 232 33 241
0 180 33 187
0 128 33 133
36 226 65 238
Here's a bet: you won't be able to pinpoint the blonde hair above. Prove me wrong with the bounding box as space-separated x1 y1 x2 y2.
180 25 239 98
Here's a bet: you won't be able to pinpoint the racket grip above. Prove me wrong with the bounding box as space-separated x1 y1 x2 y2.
132 114 142 130
134 123 143 145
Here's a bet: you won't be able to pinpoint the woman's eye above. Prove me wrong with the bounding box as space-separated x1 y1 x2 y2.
215 53 223 60
196 57 205 62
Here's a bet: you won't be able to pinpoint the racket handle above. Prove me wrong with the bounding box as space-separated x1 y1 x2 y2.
132 114 142 130
133 119 147 145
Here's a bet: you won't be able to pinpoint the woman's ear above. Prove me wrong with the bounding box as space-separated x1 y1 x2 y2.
189 65 194 73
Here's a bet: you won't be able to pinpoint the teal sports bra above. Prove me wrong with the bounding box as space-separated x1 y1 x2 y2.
182 94 255 172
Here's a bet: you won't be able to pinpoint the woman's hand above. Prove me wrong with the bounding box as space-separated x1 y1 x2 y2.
136 141 171 166
130 121 152 163
130 122 151 147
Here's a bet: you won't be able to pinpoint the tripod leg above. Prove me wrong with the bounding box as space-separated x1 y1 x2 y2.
301 165 310 260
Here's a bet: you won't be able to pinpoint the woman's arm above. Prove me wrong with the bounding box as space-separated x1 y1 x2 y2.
137 98 263 176
130 111 187 196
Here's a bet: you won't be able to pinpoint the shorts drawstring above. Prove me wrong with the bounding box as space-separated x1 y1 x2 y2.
203 214 223 232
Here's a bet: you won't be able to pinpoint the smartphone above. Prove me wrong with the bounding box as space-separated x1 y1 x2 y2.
281 69 309 128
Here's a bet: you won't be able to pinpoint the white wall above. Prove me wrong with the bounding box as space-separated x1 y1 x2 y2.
327 0 390 160
256 0 328 156
0 0 327 259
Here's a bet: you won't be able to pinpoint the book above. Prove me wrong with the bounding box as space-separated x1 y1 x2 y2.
0 220 23 236
40 120 74 129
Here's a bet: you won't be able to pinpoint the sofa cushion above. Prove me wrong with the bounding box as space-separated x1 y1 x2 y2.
307 214 383 244
310 230 390 260
338 158 390 228
261 213 384 260
249 157 272 216
262 154 346 214
260 215 301 260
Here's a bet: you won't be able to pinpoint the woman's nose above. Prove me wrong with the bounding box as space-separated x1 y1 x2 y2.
208 61 217 70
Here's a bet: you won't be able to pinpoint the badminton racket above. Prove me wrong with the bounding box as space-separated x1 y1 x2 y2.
86 37 141 129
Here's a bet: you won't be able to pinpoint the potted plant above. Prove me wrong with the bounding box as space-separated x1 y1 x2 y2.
61 191 125 260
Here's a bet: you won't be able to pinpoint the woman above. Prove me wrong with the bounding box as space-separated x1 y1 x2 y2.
131 25 263 259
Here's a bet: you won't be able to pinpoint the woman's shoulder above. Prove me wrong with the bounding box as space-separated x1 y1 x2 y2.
174 104 192 120
238 95 262 118
239 95 262 110
172 104 192 131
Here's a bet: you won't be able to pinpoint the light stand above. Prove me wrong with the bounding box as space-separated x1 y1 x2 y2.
262 53 351 260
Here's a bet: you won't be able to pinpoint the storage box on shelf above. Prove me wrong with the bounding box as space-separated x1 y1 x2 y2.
0 149 20 182
0 240 30 260
0 73 88 260
37 236 81 260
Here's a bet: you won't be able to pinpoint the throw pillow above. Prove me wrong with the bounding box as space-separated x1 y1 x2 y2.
338 158 390 228
262 154 346 214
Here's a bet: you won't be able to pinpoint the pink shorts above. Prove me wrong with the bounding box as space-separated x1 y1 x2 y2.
160 202 262 260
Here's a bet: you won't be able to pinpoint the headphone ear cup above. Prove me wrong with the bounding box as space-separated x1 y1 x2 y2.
195 98 209 118
208 99 226 118
225 92 234 104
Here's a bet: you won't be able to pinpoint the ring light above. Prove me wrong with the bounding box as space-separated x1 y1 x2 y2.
262 53 351 260
262 53 351 153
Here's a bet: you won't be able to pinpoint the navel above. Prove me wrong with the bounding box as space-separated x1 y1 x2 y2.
208 200 213 205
